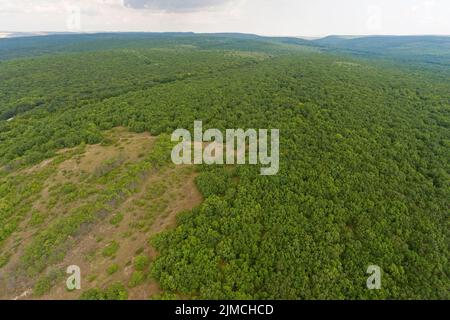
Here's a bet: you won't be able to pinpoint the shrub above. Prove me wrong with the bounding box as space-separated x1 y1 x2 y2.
79 288 104 300
29 211 46 227
128 271 145 288
134 255 150 271
33 277 52 297
102 240 119 258
105 282 128 300
79 282 128 300
33 269 63 296
0 254 10 268
195 169 230 198
109 213 124 226
107 264 119 275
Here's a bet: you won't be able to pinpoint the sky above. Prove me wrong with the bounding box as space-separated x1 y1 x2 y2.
0 0 449 37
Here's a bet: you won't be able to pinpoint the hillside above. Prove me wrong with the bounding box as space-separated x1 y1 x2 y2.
313 35 450 69
0 33 448 300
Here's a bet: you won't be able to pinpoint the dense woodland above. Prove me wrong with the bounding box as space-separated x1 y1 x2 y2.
0 34 448 299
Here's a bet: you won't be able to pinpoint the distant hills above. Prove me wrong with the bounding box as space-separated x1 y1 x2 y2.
311 35 450 65
0 32 78 38
1 32 449 67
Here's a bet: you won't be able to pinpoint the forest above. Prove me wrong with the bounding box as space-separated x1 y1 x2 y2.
0 33 448 300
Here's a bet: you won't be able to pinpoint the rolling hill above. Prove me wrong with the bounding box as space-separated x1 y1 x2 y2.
0 33 448 300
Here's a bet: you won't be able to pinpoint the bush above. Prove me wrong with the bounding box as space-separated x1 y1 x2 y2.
134 255 150 271
128 271 146 288
33 277 52 297
105 283 128 300
107 264 119 275
79 288 104 300
109 213 124 226
0 254 10 268
33 269 63 296
195 169 230 198
79 282 128 300
102 240 119 258
29 211 46 227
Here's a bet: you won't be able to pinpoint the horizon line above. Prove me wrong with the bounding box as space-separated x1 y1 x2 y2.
1 31 450 40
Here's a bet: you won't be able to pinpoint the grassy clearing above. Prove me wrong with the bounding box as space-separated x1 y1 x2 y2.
0 128 203 300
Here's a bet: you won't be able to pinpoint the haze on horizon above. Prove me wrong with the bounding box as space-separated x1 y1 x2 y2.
0 0 449 37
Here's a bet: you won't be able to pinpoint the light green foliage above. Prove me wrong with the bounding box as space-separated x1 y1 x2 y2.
29 211 46 227
33 277 52 297
128 271 146 288
109 213 124 226
102 241 120 258
134 255 150 272
107 264 120 275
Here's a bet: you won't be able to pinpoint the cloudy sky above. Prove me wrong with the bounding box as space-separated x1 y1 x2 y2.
0 0 449 36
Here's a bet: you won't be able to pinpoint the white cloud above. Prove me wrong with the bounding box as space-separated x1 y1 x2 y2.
122 0 232 12
0 0 449 35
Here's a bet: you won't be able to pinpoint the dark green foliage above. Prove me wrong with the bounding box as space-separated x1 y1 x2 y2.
195 168 231 198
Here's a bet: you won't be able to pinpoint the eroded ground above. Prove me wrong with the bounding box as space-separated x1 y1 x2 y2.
0 128 202 299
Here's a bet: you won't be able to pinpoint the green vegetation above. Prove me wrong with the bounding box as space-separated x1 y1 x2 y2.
107 264 120 275
127 255 151 288
134 255 150 272
0 33 448 300
79 282 128 300
128 271 146 288
102 241 120 258
109 213 124 226
0 254 10 269
33 269 64 297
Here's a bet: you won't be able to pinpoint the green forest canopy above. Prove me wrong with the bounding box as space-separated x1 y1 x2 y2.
0 33 448 299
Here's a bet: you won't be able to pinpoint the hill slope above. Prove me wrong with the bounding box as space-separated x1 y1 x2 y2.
0 34 448 299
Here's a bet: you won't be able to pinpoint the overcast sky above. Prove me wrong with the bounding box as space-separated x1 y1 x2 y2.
0 0 449 36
